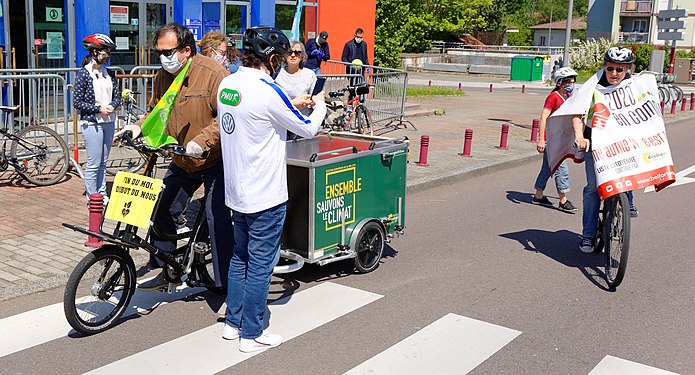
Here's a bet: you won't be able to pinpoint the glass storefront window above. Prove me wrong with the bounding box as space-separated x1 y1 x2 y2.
33 0 66 68
145 4 167 65
275 2 317 42
226 1 249 49
109 1 139 68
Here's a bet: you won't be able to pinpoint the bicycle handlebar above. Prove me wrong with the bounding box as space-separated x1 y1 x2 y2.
119 131 192 158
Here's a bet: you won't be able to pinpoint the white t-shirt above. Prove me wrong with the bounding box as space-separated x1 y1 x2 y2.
86 63 116 124
217 67 327 214
274 68 317 99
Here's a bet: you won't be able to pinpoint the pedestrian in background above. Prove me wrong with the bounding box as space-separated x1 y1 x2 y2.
533 67 578 213
304 31 330 75
198 31 242 74
74 33 120 204
341 28 369 99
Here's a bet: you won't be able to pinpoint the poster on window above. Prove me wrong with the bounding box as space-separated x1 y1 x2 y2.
46 32 63 60
110 5 129 24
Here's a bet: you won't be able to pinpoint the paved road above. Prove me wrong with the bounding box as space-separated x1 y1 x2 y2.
0 118 692 374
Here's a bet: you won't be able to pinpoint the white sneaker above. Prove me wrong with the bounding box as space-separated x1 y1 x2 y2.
222 324 241 340
239 331 283 353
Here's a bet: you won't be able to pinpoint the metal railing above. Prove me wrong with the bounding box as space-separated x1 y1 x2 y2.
429 43 579 55
620 1 652 13
318 60 408 126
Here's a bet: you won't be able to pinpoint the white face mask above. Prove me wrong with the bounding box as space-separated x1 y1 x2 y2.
354 37 363 43
160 52 183 74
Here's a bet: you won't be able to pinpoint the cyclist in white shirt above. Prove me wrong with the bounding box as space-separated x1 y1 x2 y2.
217 26 326 353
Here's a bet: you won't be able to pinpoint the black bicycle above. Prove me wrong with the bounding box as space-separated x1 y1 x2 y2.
594 192 631 288
106 90 148 176
63 132 220 335
0 105 69 185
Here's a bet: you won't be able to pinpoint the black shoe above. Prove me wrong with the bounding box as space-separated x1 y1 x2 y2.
532 196 553 206
137 271 181 291
629 205 639 218
558 200 577 213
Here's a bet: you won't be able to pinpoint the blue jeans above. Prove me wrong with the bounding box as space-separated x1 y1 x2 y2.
149 162 234 288
81 122 114 199
582 152 635 239
534 151 570 193
225 203 285 339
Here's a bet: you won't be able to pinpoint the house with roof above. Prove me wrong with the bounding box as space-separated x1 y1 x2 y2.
586 0 695 48
529 18 587 47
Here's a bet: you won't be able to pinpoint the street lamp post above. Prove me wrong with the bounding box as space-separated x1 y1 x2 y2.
563 0 574 66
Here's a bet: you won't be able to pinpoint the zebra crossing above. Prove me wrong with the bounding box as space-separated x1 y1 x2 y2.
0 282 682 375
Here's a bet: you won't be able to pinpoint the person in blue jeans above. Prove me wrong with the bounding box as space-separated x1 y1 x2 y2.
574 47 639 253
74 34 120 203
533 67 578 213
217 26 326 353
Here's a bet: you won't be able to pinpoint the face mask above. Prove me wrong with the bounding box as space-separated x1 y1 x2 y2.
214 54 230 70
354 37 363 43
562 83 574 93
160 52 183 74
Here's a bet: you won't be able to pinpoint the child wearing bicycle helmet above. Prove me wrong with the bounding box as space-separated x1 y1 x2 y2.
533 67 579 213
217 26 326 353
74 33 120 203
574 46 638 253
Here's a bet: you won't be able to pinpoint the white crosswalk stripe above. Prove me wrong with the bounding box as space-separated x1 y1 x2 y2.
84 282 382 374
344 313 521 375
0 283 204 358
588 355 680 375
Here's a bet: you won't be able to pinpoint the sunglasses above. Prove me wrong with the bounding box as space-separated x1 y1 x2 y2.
288 50 303 57
605 66 625 73
156 46 181 57
561 79 575 84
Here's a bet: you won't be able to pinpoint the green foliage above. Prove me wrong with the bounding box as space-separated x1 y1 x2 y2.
631 44 660 73
406 86 466 97
374 0 409 68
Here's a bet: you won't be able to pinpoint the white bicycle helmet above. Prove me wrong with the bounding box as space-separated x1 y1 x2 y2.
554 67 578 85
604 46 634 64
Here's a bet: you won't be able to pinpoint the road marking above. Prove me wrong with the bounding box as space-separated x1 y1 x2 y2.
343 313 521 375
85 282 382 375
644 165 695 192
588 355 680 375
0 283 203 358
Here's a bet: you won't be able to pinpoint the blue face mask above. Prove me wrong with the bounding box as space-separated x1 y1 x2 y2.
563 83 574 93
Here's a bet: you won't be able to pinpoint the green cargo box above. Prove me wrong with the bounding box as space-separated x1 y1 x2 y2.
281 132 408 273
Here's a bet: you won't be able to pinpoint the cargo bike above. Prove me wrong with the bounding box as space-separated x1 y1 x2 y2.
61 131 408 335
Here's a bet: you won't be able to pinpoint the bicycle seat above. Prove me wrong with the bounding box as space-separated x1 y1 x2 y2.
0 105 20 113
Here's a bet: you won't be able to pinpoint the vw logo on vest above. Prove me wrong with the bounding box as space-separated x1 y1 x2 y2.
221 112 235 134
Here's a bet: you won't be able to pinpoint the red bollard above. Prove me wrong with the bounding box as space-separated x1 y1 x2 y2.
498 123 509 150
529 119 539 142
691 93 695 111
661 101 665 115
85 194 104 247
458 82 462 91
416 135 430 166
681 99 687 112
521 84 526 94
459 129 473 157
489 83 493 92
670 100 677 114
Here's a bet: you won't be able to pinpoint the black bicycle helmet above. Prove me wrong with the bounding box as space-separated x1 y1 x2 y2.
82 33 116 50
604 46 634 64
242 26 289 59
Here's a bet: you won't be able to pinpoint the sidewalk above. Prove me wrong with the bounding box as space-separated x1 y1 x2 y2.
1 77 693 301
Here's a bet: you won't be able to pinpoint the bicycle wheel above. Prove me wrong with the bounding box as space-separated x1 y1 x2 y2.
190 218 226 294
106 142 147 176
64 245 136 335
355 105 373 135
602 193 631 288
658 86 669 104
671 85 684 103
10 125 69 186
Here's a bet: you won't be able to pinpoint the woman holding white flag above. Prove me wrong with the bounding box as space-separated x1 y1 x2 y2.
573 47 639 253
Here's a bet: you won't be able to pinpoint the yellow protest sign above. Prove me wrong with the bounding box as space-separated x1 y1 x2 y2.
104 172 164 229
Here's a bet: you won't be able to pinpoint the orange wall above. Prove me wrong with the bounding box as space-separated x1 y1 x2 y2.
317 0 376 65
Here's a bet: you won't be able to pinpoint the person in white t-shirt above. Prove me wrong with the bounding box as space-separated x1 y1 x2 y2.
217 26 326 353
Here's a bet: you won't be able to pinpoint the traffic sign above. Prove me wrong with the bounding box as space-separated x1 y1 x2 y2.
659 8 688 19
33 39 43 46
658 20 686 30
658 31 684 41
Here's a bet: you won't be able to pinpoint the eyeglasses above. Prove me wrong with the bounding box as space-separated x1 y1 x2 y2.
214 48 227 56
288 50 303 57
605 66 625 73
156 46 181 57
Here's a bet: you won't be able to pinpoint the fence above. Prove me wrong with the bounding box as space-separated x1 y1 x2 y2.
318 60 408 126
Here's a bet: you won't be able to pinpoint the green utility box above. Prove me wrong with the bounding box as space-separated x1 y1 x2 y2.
510 55 544 81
